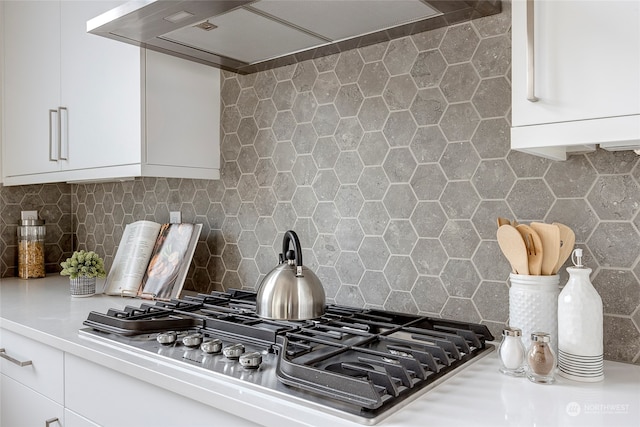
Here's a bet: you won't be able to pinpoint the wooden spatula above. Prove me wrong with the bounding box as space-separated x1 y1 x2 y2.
552 222 575 274
530 222 561 275
516 224 543 275
497 224 529 275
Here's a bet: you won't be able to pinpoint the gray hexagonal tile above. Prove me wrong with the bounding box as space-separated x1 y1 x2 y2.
410 126 447 164
312 169 341 201
547 199 598 243
383 38 418 76
335 151 364 184
472 118 510 159
358 61 390 97
383 147 417 183
358 236 390 270
254 129 277 158
272 172 297 202
221 243 241 270
237 175 258 202
312 202 340 234
411 238 447 275
312 104 340 136
272 141 296 172
359 271 391 306
384 220 417 255
411 164 447 201
313 71 340 104
254 99 278 129
335 117 364 151
472 159 515 199
238 258 260 289
383 75 418 111
472 77 511 118
411 201 448 238
384 291 418 314
335 218 364 251
254 70 277 99
440 23 479 64
312 136 340 169
335 50 364 85
292 62 318 92
440 220 480 258
472 200 514 240
358 131 389 166
412 276 448 314
545 155 597 198
410 88 446 126
441 259 480 298
335 252 365 285
313 233 340 266
603 316 640 362
507 150 551 178
254 187 277 217
411 26 446 51
272 111 297 141
357 97 389 131
383 111 417 147
292 155 318 186
272 202 297 232
221 189 241 215
410 50 447 89
292 187 318 217
589 222 638 268
506 179 554 221
237 145 259 173
255 245 277 274
335 284 366 307
255 158 277 188
237 231 259 258
593 269 640 315
383 184 417 219
237 88 259 117
473 281 509 322
440 63 480 103
255 217 277 246
332 185 363 219
588 176 640 221
335 84 364 117
293 217 318 248
272 80 296 110
472 35 511 78
221 78 241 106
237 202 259 230
440 181 480 220
383 255 417 291
440 103 480 142
292 91 318 124
587 149 639 174
358 201 390 235
222 216 241 243
221 134 241 162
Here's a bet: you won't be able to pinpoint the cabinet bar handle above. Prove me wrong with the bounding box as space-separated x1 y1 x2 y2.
45 418 59 427
59 106 68 160
49 109 59 161
0 348 33 367
526 0 539 102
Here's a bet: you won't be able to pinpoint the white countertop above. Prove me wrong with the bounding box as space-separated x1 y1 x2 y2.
1 276 639 427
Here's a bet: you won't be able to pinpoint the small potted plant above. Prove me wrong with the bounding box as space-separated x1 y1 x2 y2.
60 250 106 297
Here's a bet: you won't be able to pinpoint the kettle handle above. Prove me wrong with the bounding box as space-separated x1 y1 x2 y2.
282 230 303 277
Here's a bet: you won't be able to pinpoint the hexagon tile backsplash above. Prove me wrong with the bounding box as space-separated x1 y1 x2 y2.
2 4 640 364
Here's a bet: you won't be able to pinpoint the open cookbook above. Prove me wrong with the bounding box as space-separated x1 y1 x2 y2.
103 220 202 300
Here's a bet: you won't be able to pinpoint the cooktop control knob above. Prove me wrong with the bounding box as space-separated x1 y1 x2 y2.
239 351 262 369
156 331 177 346
182 333 204 348
201 338 223 354
223 343 245 359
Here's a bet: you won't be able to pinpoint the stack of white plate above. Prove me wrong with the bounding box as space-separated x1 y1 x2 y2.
558 350 604 382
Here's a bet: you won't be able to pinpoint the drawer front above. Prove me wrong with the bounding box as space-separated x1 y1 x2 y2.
1 374 64 427
0 329 64 404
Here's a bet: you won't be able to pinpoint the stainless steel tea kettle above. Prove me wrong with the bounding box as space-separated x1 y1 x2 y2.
256 230 325 320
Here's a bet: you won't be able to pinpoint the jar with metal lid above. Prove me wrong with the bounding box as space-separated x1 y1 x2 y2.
17 219 46 279
498 327 526 376
526 332 556 384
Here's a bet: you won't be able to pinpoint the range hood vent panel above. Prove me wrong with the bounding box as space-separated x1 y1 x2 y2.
88 0 501 74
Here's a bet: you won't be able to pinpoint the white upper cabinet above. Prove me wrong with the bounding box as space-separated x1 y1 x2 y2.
2 1 220 185
511 0 640 160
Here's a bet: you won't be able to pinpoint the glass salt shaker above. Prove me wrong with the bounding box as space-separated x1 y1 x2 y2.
526 332 556 384
498 327 526 376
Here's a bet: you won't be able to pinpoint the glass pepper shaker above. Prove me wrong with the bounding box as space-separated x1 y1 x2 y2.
526 332 556 384
498 327 526 376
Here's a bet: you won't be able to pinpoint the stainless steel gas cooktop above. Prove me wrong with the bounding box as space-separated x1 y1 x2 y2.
80 289 494 425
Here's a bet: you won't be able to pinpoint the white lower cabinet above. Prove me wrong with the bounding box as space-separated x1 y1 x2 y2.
64 410 100 427
64 354 258 427
0 374 64 427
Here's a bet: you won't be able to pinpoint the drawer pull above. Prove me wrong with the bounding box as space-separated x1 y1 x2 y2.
45 418 59 427
0 348 33 367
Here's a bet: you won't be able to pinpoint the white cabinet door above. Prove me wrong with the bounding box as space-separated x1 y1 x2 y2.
3 0 61 177
65 354 258 427
60 1 143 172
1 374 63 427
511 0 640 160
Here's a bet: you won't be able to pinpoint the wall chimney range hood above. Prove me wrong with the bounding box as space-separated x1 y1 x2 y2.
88 0 501 74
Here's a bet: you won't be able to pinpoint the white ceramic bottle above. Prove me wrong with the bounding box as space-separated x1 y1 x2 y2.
557 248 604 382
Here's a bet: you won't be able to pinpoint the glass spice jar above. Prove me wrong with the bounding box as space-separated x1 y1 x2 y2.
526 332 556 384
498 327 526 376
17 219 46 279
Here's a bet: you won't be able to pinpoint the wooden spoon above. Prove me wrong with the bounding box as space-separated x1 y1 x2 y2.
553 222 575 274
497 224 529 275
530 222 561 275
516 224 543 275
